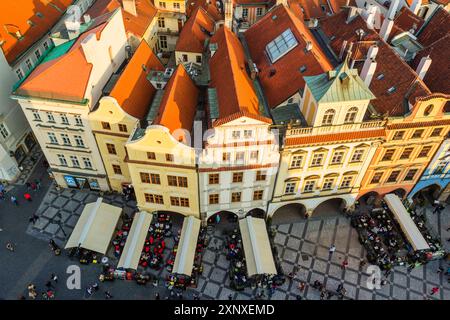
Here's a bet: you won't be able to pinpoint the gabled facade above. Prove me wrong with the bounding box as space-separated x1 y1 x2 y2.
224 0 274 33
155 0 189 52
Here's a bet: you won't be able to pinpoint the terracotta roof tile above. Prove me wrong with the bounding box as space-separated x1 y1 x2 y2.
393 7 424 35
186 0 224 22
417 7 450 47
154 65 199 133
285 129 386 146
0 0 73 64
175 7 215 54
110 40 164 119
209 26 262 123
233 0 272 5
287 0 355 20
244 5 333 108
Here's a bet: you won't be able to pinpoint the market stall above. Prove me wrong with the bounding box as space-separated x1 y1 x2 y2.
172 216 201 276
65 198 122 255
383 194 430 252
117 212 153 270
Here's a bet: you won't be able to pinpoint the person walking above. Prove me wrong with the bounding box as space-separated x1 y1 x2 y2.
6 241 14 252
24 193 32 202
215 214 221 225
430 287 439 295
45 281 54 290
10 195 18 206
29 214 39 225
35 179 41 190
155 293 160 300
298 281 306 292
341 259 348 270
31 182 37 192
51 273 58 283
329 244 336 255
104 291 113 299
28 284 37 300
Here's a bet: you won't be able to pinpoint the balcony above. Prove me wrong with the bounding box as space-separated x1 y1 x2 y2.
157 28 180 36
285 120 386 137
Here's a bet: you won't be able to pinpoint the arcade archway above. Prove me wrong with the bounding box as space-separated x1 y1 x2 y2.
412 184 442 204
246 208 266 219
271 203 307 225
312 198 347 218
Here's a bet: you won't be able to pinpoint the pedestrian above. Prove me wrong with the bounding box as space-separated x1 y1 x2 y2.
35 179 41 190
359 260 366 270
298 281 306 292
86 286 93 296
329 244 336 255
104 291 113 299
10 195 18 206
296 295 302 300
304 212 310 219
228 293 233 300
215 214 221 225
26 182 31 190
27 284 37 300
45 281 54 290
29 214 39 225
92 282 99 291
31 182 37 191
337 284 344 293
437 267 444 274
430 287 439 295
6 241 14 252
341 259 348 270
51 273 58 283
24 193 32 202
193 293 200 300
155 293 160 300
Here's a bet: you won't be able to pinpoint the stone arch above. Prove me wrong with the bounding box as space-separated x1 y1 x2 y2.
271 203 307 225
246 208 266 219
312 197 347 218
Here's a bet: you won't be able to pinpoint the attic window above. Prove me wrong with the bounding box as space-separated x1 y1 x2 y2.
387 86 396 94
272 15 278 20
36 12 44 18
266 28 298 63
376 73 385 80
299 65 307 73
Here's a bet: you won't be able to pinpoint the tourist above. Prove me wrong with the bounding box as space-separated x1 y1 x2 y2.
341 259 348 270
24 193 32 202
51 273 58 283
228 293 233 300
329 244 336 255
10 195 18 206
6 242 14 252
430 287 439 295
104 291 113 299
45 281 54 290
215 214 221 225
437 267 444 274
29 214 39 225
155 293 160 300
298 281 306 292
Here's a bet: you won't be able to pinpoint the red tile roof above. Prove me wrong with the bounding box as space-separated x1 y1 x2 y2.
417 6 450 47
110 40 164 119
287 0 355 20
233 0 272 5
244 5 333 108
0 0 74 64
285 129 386 146
186 0 223 22
319 9 432 116
175 7 215 54
154 65 199 133
209 26 266 125
393 6 424 35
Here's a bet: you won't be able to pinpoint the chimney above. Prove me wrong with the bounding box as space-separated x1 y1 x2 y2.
364 5 377 30
65 17 81 40
305 41 313 52
386 0 400 20
360 58 377 87
416 56 432 80
276 0 288 5
346 6 358 23
410 0 422 15
84 14 91 24
380 18 394 41
224 0 233 29
367 45 379 60
123 0 137 16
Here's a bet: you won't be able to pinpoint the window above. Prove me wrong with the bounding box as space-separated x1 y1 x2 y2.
48 132 57 144
118 124 127 132
75 115 83 126
387 170 400 183
400 147 414 159
145 193 164 204
330 151 345 165
322 109 335 125
404 169 418 181
253 190 264 201
242 8 248 17
173 2 180 9
232 130 240 139
0 124 9 139
57 154 67 166
236 152 245 161
433 162 446 175
341 176 353 188
25 58 32 71
256 170 266 181
167 176 188 187
304 180 316 193
418 146 432 158
256 7 263 16
311 153 324 166
381 149 395 161
150 173 161 184
209 174 219 184
35 49 41 60
159 1 166 8
232 172 243 183
102 122 111 130
70 156 80 167
43 41 49 51
182 54 188 62
147 152 156 160
32 110 41 121
47 112 55 122
392 131 405 140
180 197 189 207
351 149 364 162
61 134 71 145
250 150 259 160
165 153 174 162
106 143 117 155
430 127 442 137
322 178 334 190
244 130 252 138
168 175 177 186
370 172 383 184
231 192 241 202
209 194 219 205
60 114 69 125
222 152 230 161
411 129 424 139
285 182 296 194
424 104 433 116
74 135 84 147
290 155 303 168
83 157 92 169
160 35 167 49
196 55 202 64
16 68 24 80
265 29 298 63
344 107 358 124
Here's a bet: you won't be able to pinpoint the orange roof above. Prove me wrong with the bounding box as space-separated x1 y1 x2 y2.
209 26 264 124
244 5 333 108
15 14 113 102
186 0 224 22
86 0 157 37
154 65 199 133
393 7 424 35
0 0 73 64
110 40 164 119
175 7 214 54
287 0 354 20
285 129 386 146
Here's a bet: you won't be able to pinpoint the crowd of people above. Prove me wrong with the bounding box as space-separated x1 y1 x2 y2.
112 216 132 258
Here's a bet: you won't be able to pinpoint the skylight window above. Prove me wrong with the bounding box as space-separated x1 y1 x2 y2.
387 86 396 94
266 28 298 63
376 73 385 80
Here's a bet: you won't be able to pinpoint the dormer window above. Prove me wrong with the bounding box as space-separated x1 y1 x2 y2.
321 109 335 126
387 86 396 94
266 29 298 63
376 73 384 80
344 107 358 124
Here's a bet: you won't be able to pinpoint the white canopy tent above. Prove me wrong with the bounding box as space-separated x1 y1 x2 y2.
383 193 430 251
172 216 201 277
65 198 122 254
117 211 153 270
239 216 277 277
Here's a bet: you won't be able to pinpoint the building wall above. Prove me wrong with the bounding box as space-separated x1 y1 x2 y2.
174 50 203 65
126 126 200 218
88 96 139 192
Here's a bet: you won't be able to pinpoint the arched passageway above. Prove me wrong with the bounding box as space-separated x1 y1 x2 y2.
312 198 347 218
271 203 307 225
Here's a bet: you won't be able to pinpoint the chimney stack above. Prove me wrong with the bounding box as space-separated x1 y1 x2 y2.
416 56 432 80
346 6 358 23
367 45 379 60
387 0 400 20
123 0 137 16
380 19 394 41
306 41 313 52
364 5 378 30
410 0 422 15
360 58 377 87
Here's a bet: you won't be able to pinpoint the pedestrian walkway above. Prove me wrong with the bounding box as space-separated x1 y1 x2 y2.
14 145 43 186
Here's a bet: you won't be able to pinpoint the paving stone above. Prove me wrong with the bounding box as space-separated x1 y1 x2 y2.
42 207 59 219
328 264 344 279
393 273 408 287
282 248 298 263
52 197 68 208
277 224 290 234
358 288 374 300
44 223 60 234
202 250 215 264
203 282 221 298
300 242 315 255
409 291 425 300
274 232 287 245
33 217 49 229
312 259 328 273
392 285 407 300
65 215 80 228
210 268 227 283
344 270 359 285
286 237 301 250
290 223 305 237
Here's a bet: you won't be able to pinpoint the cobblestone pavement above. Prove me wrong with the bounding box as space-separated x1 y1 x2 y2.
14 145 44 186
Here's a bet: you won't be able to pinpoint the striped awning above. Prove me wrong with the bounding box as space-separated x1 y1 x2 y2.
172 216 201 277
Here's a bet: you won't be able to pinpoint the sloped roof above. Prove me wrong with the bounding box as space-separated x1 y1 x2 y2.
209 26 265 125
154 65 199 133
0 0 74 64
285 129 386 146
304 61 375 103
186 0 224 22
287 0 355 20
417 6 450 47
244 5 333 108
319 9 432 116
110 40 164 119
393 6 425 35
15 12 115 102
175 7 214 54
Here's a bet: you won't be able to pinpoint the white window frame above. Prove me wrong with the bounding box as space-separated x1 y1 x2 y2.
0 123 9 139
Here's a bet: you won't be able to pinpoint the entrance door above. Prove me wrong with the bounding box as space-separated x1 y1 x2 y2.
24 133 36 151
14 146 26 164
178 19 183 32
75 177 88 189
